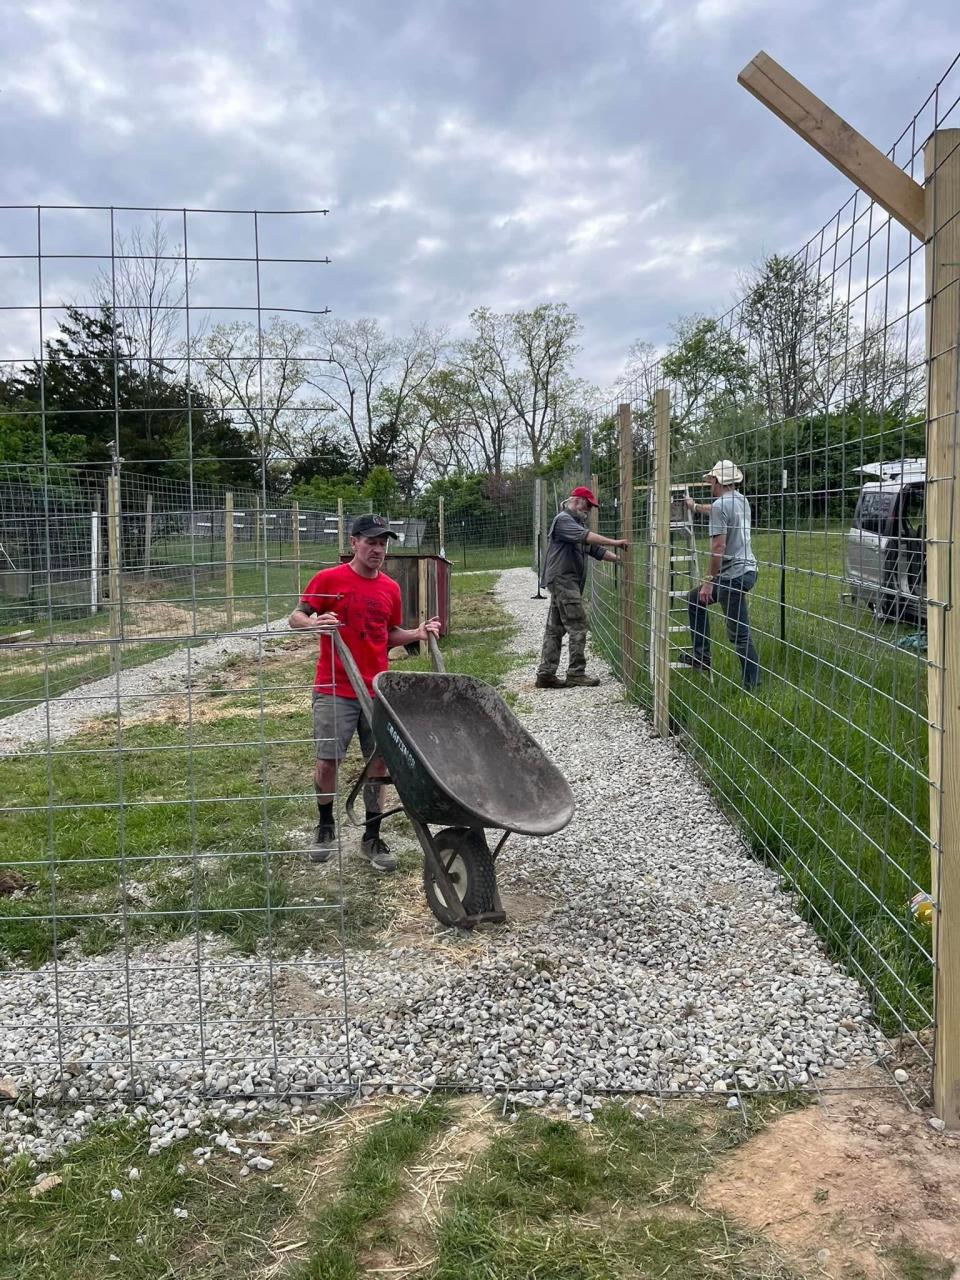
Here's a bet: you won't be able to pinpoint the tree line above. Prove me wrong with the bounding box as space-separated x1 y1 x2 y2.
0 217 925 527
0 219 588 508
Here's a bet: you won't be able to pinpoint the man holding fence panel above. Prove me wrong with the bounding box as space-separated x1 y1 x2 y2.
682 460 760 690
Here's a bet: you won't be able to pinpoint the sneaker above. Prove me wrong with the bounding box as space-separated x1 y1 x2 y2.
359 834 397 873
563 673 601 687
534 674 567 689
677 652 711 674
309 820 336 864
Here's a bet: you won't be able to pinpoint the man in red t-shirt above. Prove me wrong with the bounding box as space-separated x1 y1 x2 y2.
288 513 440 871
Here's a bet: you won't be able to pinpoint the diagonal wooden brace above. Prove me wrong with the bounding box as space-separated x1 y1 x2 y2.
738 51 926 241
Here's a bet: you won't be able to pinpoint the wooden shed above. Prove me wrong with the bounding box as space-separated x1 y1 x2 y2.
340 553 453 636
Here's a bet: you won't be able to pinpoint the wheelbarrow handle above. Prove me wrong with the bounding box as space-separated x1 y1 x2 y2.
427 632 446 674
332 630 374 726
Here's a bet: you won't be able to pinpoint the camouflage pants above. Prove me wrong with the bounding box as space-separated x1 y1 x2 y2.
537 581 589 677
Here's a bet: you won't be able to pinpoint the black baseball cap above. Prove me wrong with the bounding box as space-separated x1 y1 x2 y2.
350 513 398 539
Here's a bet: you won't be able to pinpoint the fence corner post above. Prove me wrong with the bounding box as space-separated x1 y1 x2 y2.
618 403 636 693
926 126 960 1128
652 388 671 737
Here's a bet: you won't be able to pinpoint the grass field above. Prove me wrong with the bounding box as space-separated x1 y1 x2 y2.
593 524 933 1039
0 543 531 717
0 1090 865 1280
0 572 519 967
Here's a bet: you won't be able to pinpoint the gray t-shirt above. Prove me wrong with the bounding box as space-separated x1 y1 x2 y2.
709 490 757 579
542 508 605 591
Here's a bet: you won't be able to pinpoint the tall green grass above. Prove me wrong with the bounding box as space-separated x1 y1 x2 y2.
593 525 933 1035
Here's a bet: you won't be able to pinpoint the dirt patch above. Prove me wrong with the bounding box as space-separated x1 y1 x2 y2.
361 1096 498 1274
702 1069 960 1278
255 1100 423 1280
272 968 345 1019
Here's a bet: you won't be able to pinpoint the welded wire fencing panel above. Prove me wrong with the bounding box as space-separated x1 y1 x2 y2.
588 62 960 1085
0 205 362 1108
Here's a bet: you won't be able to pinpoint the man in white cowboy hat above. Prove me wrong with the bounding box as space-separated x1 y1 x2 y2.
682 460 760 689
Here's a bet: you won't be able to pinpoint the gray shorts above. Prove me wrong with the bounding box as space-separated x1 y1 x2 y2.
312 693 376 761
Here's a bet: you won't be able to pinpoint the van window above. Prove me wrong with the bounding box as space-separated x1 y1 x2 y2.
898 485 925 541
854 490 896 535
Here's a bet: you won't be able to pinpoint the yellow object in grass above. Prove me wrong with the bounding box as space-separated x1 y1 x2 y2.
910 892 935 925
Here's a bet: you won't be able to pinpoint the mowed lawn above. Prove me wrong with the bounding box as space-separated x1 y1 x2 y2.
0 541 532 716
0 572 519 967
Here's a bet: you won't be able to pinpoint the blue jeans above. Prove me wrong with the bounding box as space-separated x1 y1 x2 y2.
687 571 760 688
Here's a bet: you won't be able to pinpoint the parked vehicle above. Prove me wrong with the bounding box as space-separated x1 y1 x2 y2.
845 459 926 622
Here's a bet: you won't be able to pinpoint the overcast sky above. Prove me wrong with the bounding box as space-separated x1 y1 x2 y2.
1 0 957 389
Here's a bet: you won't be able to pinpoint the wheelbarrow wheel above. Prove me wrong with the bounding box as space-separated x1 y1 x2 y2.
423 827 497 927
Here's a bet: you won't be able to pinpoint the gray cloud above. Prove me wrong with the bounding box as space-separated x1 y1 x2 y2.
0 0 956 387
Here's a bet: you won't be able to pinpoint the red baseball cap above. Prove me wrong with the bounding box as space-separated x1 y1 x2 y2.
570 485 599 508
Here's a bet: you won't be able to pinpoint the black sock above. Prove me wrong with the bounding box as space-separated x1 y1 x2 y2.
364 810 382 841
317 800 334 826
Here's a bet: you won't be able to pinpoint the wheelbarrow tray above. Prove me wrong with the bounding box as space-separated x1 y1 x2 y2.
371 671 575 836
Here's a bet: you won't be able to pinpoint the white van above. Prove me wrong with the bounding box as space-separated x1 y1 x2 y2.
845 459 925 622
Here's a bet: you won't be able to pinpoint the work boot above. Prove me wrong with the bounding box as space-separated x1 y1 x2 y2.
563 673 601 687
359 835 397 873
534 673 567 689
677 652 711 674
309 820 336 864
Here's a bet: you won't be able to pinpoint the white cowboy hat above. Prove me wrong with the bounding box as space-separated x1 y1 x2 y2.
703 459 743 485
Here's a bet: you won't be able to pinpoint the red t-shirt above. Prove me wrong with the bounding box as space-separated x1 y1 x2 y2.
299 562 403 698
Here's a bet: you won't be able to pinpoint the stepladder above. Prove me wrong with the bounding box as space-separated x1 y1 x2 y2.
661 485 707 676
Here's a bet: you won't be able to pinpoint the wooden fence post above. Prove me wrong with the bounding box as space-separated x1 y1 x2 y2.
291 500 301 595
337 498 345 556
925 127 960 1127
107 474 121 671
418 558 429 657
651 389 671 737
224 491 235 631
143 492 153 580
438 496 445 559
618 403 636 693
90 508 100 615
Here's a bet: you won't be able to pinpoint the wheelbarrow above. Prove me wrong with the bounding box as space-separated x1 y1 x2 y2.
332 631 575 928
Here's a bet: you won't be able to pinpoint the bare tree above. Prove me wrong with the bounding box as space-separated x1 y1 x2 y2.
194 317 311 461
307 317 445 475
740 254 850 421
94 214 200 445
465 304 581 466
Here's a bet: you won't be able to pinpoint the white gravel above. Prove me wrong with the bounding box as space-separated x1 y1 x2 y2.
0 567 889 1163
0 619 291 756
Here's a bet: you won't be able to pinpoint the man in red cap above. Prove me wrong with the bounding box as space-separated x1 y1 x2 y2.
535 486 628 688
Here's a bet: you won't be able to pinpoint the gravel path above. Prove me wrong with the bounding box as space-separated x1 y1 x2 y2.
0 568 890 1163
0 619 291 756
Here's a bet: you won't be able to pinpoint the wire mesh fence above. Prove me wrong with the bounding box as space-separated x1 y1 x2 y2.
4 54 960 1125
0 202 551 1120
0 460 537 716
583 58 960 1103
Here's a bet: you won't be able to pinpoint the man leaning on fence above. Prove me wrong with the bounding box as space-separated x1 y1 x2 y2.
682 460 760 690
535 485 628 689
